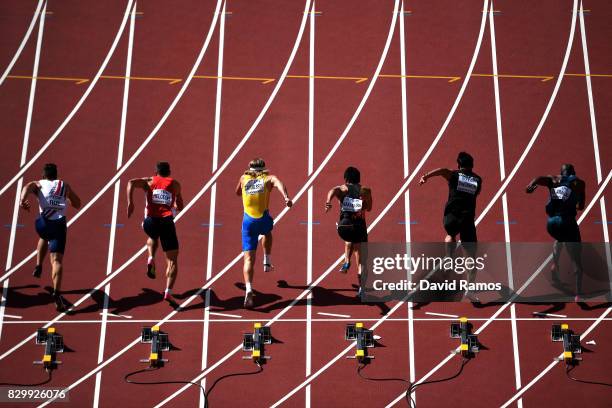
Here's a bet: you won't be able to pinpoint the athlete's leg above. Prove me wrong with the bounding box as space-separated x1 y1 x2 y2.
243 250 256 308
551 240 562 282
49 252 63 292
164 249 178 290
262 232 273 271
147 237 159 260
34 238 48 277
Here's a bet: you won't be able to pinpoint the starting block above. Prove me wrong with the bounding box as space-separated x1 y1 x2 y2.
242 323 272 364
345 322 375 362
450 317 479 357
140 326 170 367
551 323 581 365
34 327 64 370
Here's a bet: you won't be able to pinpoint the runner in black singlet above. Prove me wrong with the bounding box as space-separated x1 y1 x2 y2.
325 167 372 294
526 164 585 301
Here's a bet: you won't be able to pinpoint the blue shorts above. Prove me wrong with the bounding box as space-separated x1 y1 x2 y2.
242 211 273 251
35 216 67 254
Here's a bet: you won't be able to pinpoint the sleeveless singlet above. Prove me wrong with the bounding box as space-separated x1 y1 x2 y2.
146 176 175 218
242 174 270 219
339 184 366 222
38 179 68 220
546 175 578 217
444 170 482 217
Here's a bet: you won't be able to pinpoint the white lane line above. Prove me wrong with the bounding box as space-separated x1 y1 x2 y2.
100 312 133 319
35 1 315 404
0 0 223 285
0 0 135 198
316 312 350 319
199 3 225 407
1 314 22 320
0 0 45 86
474 0 580 226
152 1 405 405
399 3 416 403
3 317 611 325
306 3 315 407
385 173 611 407
579 0 612 294
0 0 225 363
500 306 612 407
0 1 46 343
424 312 460 319
489 2 522 405
208 312 241 319
532 312 567 318
92 4 136 407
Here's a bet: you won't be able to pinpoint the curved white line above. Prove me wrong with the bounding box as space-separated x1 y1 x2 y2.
0 0 134 197
0 0 45 86
0 0 222 284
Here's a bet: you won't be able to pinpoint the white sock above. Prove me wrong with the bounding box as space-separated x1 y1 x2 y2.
263 254 271 265
148 256 154 265
245 282 252 293
165 288 172 295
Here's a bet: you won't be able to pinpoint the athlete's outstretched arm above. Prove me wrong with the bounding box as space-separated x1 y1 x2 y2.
270 175 292 207
324 186 342 213
419 168 452 185
574 179 586 210
19 181 40 211
235 176 243 196
361 187 373 211
174 180 184 212
526 176 553 193
66 184 81 209
126 177 151 218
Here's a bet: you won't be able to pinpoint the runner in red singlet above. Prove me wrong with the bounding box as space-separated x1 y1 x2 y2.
127 162 183 304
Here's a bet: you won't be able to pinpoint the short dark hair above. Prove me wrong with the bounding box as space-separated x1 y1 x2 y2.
457 152 474 169
344 166 360 184
43 163 57 180
156 161 171 177
561 163 575 176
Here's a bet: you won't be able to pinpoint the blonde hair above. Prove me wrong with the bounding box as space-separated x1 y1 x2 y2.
244 158 269 177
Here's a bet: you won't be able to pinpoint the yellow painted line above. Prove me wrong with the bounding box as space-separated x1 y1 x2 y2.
100 75 182 84
135 11 144 15
287 75 368 84
7 75 89 84
566 73 612 79
194 75 275 84
472 73 554 82
380 74 461 83
304 11 322 14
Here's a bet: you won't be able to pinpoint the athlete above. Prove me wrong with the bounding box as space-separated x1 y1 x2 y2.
19 163 81 312
526 164 585 301
420 152 482 301
236 158 292 309
325 167 372 295
127 162 183 304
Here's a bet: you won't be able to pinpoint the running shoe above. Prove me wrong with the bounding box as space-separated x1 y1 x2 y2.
32 265 42 278
164 291 178 307
53 293 68 312
147 262 156 279
263 263 274 273
339 262 350 274
244 291 254 309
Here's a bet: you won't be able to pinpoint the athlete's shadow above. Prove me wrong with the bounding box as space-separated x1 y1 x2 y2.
3 285 54 309
254 280 390 316
173 284 282 313
69 288 162 315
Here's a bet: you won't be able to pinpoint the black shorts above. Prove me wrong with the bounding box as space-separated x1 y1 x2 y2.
547 216 581 242
337 216 368 243
143 216 179 252
443 213 477 242
35 216 67 254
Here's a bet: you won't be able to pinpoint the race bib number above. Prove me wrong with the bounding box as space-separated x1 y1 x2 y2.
341 196 363 213
244 179 265 195
457 173 478 195
551 186 572 201
46 195 65 210
151 189 173 206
